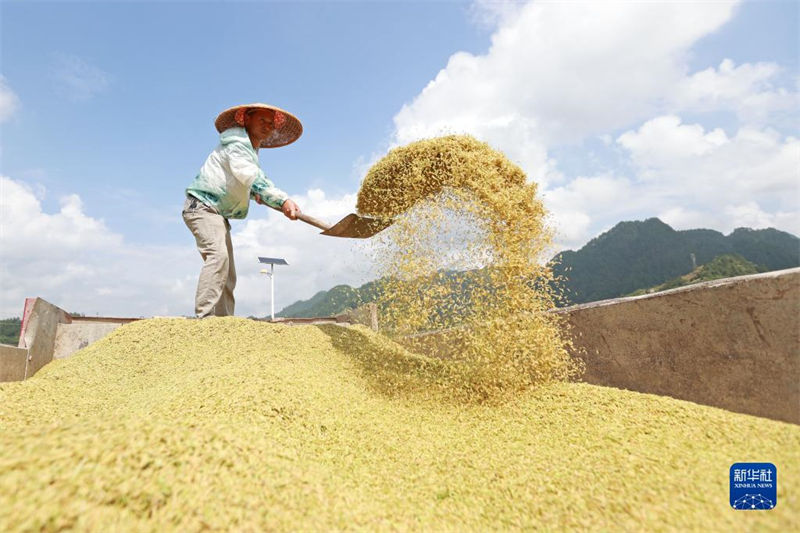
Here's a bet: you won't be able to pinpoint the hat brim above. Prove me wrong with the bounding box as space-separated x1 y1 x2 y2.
215 103 303 148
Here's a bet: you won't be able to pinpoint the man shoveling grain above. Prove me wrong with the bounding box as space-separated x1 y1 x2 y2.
183 103 302 318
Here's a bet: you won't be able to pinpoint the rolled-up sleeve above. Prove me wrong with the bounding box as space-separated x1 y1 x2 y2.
250 174 288 209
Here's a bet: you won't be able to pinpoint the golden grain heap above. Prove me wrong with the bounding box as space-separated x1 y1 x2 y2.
356 135 582 401
2 318 798 532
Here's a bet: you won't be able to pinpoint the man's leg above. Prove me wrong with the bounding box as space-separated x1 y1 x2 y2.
183 204 230 318
215 218 236 316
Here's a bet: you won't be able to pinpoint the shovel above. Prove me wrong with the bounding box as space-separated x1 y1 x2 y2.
267 205 393 238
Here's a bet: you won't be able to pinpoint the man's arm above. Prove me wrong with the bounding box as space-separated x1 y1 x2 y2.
250 174 288 209
225 142 297 218
251 175 299 220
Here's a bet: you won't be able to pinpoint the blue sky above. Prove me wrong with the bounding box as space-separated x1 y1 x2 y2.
1 0 798 318
3 0 490 243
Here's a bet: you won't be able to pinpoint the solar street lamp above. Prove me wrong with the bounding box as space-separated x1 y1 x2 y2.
258 256 288 321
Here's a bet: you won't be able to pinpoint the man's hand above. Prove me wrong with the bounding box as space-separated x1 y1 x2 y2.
281 199 300 220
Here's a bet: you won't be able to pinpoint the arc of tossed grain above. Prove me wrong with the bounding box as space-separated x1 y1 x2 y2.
357 135 583 402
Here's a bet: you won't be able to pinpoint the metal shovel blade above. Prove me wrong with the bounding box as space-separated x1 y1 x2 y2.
321 213 394 238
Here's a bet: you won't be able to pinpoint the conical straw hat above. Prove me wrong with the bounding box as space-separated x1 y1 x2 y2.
214 103 303 148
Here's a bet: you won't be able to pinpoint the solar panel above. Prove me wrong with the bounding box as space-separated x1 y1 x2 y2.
258 257 288 265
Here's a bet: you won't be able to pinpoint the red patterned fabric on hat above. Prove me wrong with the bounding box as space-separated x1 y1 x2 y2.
234 108 247 126
274 110 286 129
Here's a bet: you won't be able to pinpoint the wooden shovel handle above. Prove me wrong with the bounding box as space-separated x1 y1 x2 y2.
267 204 331 232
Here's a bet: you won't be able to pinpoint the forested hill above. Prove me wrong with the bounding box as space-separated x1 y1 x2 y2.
626 253 763 297
277 281 382 319
0 317 22 346
551 218 799 304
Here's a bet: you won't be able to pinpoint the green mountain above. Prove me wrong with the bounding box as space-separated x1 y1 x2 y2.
627 254 763 296
0 317 21 346
278 280 383 318
277 218 800 316
551 218 799 304
278 285 360 318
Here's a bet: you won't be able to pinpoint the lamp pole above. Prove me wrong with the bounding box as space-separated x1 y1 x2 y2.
258 257 288 322
270 263 275 320
260 268 275 321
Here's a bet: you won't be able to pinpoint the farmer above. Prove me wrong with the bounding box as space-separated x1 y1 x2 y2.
183 103 302 318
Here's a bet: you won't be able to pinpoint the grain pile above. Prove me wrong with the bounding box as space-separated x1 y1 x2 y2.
358 135 582 401
1 318 798 531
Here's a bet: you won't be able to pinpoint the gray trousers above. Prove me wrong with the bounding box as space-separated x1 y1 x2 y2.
182 196 236 317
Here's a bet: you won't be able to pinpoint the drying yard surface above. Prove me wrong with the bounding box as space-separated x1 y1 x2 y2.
1 317 797 532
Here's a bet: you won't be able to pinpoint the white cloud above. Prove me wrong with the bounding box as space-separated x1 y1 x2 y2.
672 59 798 124
617 116 799 207
611 116 799 236
423 111 799 253
546 126 800 246
722 202 799 233
542 173 637 249
386 0 798 251
0 76 20 122
657 206 716 231
0 175 372 319
0 177 122 259
0 176 195 318
617 115 729 176
659 202 800 236
392 0 740 186
51 53 110 101
230 188 373 318
467 0 525 31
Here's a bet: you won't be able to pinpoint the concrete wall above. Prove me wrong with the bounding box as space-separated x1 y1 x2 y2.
19 298 71 379
0 344 28 382
1 298 138 382
555 268 799 424
337 303 379 331
53 320 129 359
274 304 379 330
